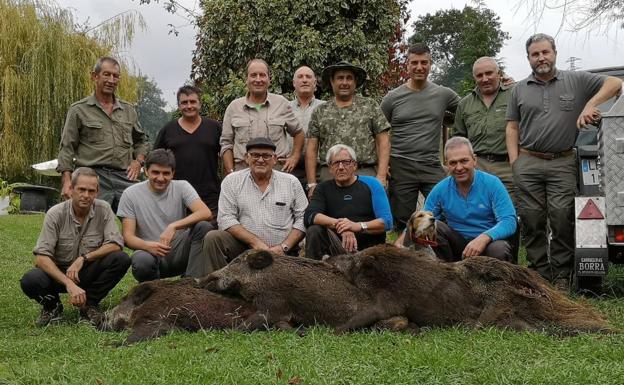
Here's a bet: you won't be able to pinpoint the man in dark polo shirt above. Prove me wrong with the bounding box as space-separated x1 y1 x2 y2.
506 33 622 290
57 56 149 212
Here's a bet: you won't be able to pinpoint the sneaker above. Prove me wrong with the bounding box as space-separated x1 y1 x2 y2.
553 278 570 293
79 305 103 326
35 303 63 327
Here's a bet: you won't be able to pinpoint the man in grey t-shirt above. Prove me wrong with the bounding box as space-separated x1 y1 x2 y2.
381 43 459 231
506 33 622 290
117 149 215 282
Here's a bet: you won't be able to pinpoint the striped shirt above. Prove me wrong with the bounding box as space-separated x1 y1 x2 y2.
218 169 307 246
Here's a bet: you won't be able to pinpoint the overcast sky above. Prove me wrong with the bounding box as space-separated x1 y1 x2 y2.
57 0 623 109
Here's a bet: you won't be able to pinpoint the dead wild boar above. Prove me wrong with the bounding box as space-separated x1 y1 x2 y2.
97 278 256 343
325 244 614 335
197 249 411 332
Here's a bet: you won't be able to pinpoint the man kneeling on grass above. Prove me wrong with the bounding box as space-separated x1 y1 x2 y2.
20 167 130 327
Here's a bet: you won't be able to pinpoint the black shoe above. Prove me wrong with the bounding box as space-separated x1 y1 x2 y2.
80 305 103 326
35 303 63 327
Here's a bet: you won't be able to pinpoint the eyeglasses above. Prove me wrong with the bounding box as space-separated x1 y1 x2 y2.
330 159 355 167
248 152 274 160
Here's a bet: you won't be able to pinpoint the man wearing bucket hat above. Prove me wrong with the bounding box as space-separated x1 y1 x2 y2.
305 61 391 198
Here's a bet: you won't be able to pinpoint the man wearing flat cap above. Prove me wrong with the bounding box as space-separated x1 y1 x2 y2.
305 61 391 198
202 137 308 269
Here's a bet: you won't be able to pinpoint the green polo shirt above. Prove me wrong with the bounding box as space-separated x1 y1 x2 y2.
57 93 149 172
454 84 511 156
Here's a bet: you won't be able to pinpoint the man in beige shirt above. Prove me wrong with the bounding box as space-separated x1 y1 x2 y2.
220 58 304 174
20 167 130 327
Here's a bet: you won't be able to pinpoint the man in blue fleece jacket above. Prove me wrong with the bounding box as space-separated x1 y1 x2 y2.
422 136 516 262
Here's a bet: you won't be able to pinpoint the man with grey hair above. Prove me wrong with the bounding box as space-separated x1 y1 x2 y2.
20 167 130 327
57 56 149 212
396 137 516 262
506 33 622 290
304 144 392 259
454 56 515 198
288 65 325 187
221 58 304 175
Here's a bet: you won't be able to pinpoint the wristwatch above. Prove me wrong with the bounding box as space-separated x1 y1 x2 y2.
137 158 145 167
359 222 368 233
281 243 290 253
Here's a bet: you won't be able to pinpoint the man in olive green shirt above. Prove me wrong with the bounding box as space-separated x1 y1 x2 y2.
57 56 149 212
454 57 515 198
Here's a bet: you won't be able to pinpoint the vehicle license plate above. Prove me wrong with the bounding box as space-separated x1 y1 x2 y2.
581 158 600 186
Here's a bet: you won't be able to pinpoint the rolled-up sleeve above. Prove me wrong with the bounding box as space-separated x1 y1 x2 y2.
57 107 80 173
219 105 235 157
33 210 61 257
102 206 124 248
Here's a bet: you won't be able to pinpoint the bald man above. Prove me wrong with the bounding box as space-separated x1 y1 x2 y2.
289 65 325 187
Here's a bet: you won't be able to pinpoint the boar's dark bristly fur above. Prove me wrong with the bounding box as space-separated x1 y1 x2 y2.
98 278 257 343
326 244 614 335
197 249 407 332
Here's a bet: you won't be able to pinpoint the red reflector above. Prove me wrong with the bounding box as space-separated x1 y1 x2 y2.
578 199 604 219
616 228 624 242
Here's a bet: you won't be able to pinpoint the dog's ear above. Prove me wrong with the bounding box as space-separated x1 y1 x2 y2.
248 250 274 270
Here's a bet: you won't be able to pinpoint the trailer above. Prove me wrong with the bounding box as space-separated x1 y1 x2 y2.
574 67 624 293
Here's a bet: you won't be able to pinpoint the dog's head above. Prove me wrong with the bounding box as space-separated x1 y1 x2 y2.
407 210 436 244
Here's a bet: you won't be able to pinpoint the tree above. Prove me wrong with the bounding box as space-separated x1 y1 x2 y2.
522 0 624 32
410 5 510 95
0 0 142 181
191 0 410 118
136 76 170 144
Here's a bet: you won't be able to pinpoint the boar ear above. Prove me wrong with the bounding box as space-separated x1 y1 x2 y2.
129 281 156 304
248 250 274 270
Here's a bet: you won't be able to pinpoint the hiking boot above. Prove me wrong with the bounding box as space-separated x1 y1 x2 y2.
80 305 103 326
553 278 570 293
35 303 63 327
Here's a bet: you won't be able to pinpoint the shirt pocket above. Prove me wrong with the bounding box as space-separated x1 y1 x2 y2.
82 120 104 143
231 118 251 145
116 121 134 148
56 237 76 261
267 195 292 228
559 94 575 111
268 119 286 154
81 233 103 255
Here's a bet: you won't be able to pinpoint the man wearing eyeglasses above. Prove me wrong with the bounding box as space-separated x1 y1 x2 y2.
304 144 392 259
202 137 308 268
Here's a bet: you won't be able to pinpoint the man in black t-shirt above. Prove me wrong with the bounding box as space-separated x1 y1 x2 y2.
154 86 222 214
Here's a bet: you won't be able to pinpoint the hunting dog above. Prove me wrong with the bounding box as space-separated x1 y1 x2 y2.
406 210 437 258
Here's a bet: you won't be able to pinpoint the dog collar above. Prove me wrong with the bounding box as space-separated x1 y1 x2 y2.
413 236 438 248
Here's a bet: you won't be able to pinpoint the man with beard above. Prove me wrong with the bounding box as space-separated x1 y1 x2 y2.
506 33 622 291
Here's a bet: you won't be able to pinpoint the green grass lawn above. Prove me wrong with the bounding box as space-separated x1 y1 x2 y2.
1 215 624 385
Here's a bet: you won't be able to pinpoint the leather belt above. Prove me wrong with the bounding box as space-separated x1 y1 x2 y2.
91 165 124 172
520 148 574 160
476 153 509 162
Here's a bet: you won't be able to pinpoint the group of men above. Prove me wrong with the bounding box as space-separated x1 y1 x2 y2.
20 32 623 326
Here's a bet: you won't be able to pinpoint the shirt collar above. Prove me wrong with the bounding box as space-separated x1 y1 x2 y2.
87 92 123 111
69 200 96 225
244 92 270 108
527 68 563 84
